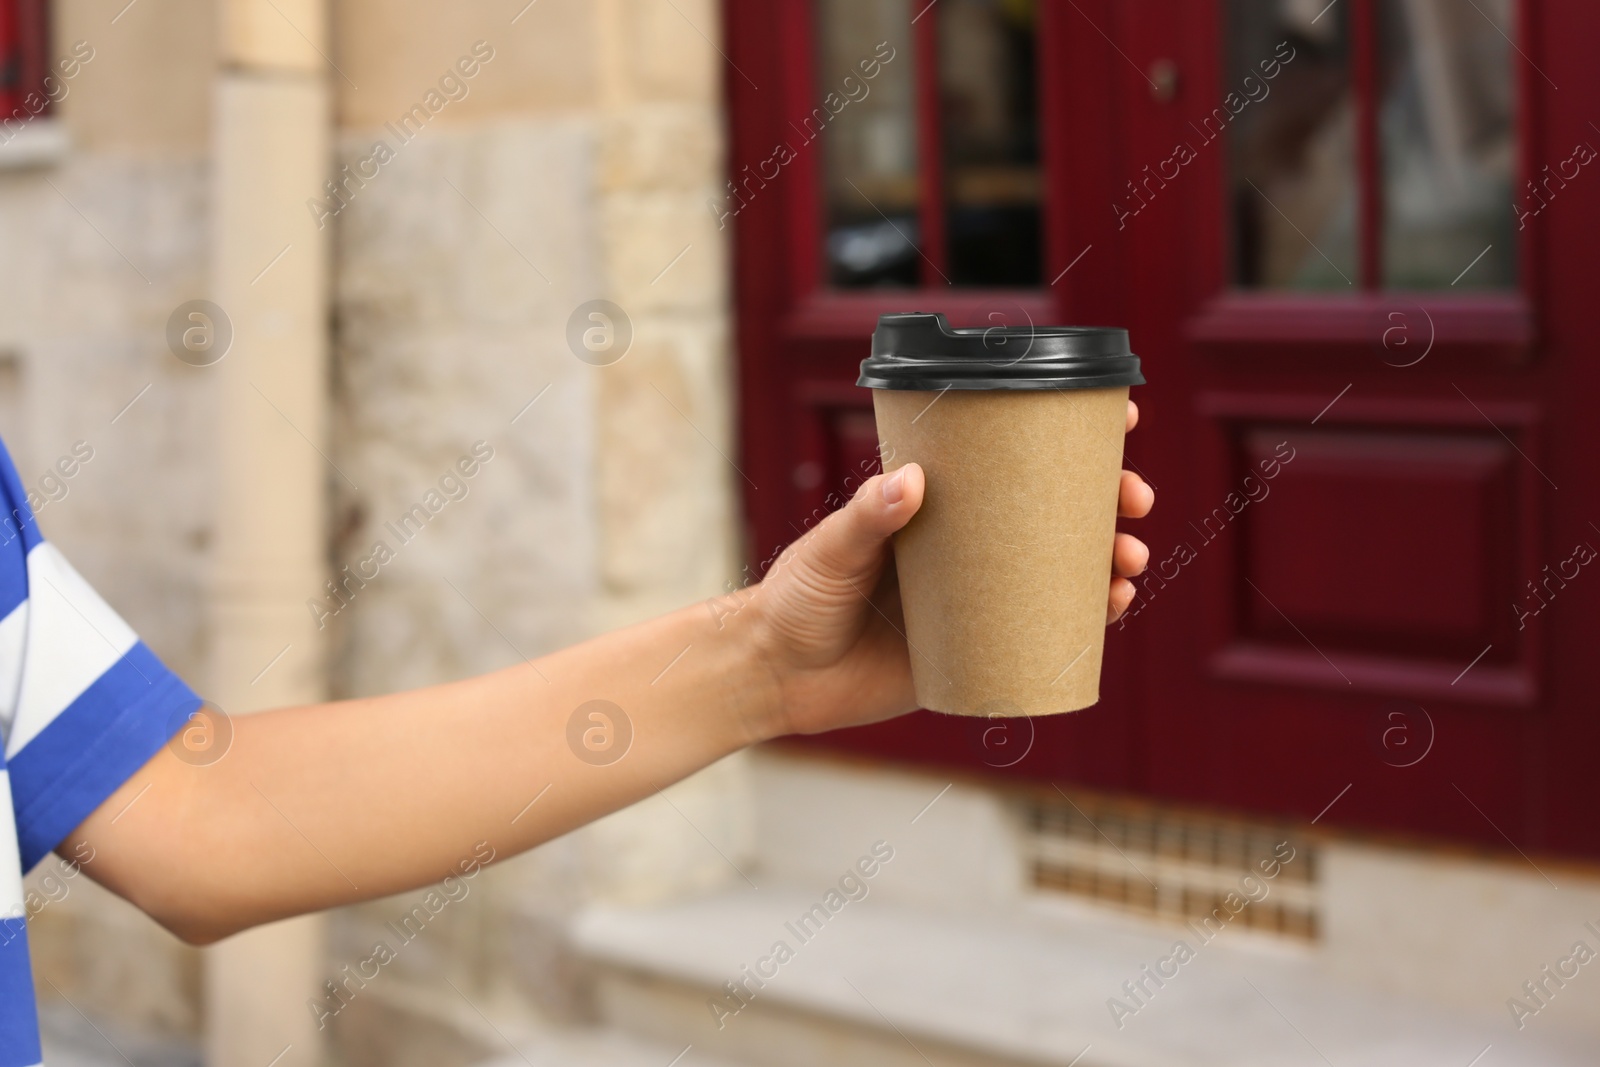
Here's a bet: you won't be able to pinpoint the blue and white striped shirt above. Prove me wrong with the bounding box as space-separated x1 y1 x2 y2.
0 439 200 1066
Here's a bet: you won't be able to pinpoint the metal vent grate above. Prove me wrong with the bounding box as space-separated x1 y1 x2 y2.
1019 792 1320 940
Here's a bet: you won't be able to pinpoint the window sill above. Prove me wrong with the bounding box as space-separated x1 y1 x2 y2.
0 119 72 171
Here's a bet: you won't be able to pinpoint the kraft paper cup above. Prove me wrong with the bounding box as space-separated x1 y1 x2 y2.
858 313 1145 717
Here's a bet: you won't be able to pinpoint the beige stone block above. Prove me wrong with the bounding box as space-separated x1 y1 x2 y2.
620 0 721 103
599 104 721 192
327 117 605 690
54 0 216 155
221 0 326 70
331 118 600 334
596 339 718 596
334 0 599 130
590 309 734 609
600 189 726 313
747 750 1029 911
579 754 754 906
328 361 599 696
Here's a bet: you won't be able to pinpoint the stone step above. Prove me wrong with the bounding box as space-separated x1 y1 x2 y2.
472 1028 753 1067
324 971 759 1067
573 887 1594 1067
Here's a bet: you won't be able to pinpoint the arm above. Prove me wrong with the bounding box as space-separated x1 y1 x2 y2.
68 405 1153 944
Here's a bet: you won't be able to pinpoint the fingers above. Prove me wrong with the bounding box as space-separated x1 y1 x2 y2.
1107 577 1136 623
1108 532 1148 623
1112 532 1148 578
797 464 926 583
1118 470 1154 518
1118 403 1151 521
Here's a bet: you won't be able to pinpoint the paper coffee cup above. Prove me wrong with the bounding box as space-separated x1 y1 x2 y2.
858 313 1145 717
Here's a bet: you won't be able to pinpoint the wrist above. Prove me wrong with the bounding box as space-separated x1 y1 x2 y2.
720 590 791 747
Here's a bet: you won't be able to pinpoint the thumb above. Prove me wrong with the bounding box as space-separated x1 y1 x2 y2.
799 464 925 584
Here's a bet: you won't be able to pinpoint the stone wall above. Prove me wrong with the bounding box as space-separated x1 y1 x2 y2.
4 0 746 1061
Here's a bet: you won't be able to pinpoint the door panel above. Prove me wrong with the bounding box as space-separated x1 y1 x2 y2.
1237 431 1511 648
1185 396 1541 706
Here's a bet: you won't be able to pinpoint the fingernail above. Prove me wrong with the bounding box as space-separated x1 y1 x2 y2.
882 469 905 505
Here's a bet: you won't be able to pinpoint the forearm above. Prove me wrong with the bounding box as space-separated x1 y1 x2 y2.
70 598 781 943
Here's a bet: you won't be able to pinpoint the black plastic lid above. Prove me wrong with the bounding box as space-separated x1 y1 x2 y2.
858 312 1144 391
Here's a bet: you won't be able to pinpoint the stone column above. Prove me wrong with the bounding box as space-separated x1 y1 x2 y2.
580 0 754 899
205 1 331 1065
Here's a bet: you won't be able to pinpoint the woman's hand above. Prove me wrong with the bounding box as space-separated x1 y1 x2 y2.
750 400 1155 739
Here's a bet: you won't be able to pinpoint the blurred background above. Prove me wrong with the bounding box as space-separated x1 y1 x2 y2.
2 0 1597 1065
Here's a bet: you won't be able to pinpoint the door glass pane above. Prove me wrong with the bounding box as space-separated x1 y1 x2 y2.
817 0 1043 290
819 0 920 288
1228 0 1358 290
938 0 1042 286
1379 0 1517 289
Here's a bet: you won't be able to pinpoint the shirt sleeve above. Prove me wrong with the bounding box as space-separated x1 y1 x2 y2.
0 445 201 873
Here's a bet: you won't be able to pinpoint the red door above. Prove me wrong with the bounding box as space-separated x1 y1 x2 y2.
723 0 1600 859
0 0 48 125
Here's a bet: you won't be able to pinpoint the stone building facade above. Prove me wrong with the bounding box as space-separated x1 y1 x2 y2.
5 4 1600 1067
